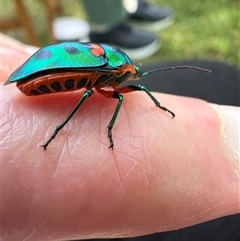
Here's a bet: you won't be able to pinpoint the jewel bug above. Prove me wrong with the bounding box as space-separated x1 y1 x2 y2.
5 42 211 150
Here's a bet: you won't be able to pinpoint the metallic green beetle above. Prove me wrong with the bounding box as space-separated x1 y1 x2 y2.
5 42 210 150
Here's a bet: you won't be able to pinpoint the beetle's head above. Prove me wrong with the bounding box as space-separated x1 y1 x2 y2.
128 64 211 81
128 65 146 80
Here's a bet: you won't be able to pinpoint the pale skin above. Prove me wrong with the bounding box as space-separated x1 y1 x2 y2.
1 34 239 241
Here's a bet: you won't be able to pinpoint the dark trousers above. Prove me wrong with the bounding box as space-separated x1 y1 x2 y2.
82 0 127 26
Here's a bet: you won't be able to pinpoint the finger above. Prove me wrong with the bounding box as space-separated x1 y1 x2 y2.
2 84 239 240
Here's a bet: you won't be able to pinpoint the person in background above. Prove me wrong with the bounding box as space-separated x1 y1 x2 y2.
81 0 174 60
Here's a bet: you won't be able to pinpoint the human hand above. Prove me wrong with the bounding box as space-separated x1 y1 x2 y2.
1 33 239 241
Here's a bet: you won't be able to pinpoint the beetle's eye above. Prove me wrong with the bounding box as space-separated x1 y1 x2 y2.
134 66 138 73
134 67 142 77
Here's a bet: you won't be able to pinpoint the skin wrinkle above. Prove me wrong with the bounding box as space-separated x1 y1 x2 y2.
4 117 26 156
83 146 103 164
22 227 37 241
30 108 40 137
40 157 53 234
96 102 106 152
67 160 83 200
176 213 202 229
91 124 106 148
64 132 76 153
110 147 153 209
107 179 116 207
76 145 88 161
120 156 138 181
97 152 108 168
162 206 198 230
184 199 209 222
141 131 151 198
117 123 146 150
72 127 86 150
45 212 67 241
114 148 140 166
191 205 224 224
52 143 68 177
170 182 237 226
76 98 103 145
26 181 48 236
121 102 135 139
72 124 90 152
111 151 131 201
65 136 76 165
113 122 151 191
40 168 76 241
144 123 154 149
97 136 109 152
120 94 152 142
2 121 11 148
8 185 36 240
17 120 32 145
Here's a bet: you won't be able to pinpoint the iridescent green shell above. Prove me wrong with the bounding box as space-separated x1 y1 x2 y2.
5 42 134 84
100 43 133 68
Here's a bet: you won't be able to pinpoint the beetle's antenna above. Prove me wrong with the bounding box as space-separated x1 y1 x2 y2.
141 66 211 77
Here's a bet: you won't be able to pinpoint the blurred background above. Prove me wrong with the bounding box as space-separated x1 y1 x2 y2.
1 0 239 67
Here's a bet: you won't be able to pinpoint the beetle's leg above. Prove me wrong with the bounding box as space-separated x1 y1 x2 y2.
41 89 93 150
96 87 123 149
115 85 175 118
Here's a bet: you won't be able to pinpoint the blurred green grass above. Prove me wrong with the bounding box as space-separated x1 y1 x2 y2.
1 0 239 66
